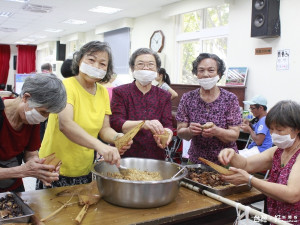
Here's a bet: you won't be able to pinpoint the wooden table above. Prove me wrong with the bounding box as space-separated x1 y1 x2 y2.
19 184 265 225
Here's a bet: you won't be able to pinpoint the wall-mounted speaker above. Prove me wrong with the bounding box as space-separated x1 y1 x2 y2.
251 0 280 38
13 55 17 70
56 41 66 61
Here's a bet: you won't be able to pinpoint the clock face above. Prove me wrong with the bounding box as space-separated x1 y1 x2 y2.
150 30 164 53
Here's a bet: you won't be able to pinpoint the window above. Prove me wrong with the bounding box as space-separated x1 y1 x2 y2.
177 4 229 84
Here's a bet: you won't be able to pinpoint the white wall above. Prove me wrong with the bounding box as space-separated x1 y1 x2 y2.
228 0 300 108
5 0 300 109
131 12 176 82
7 45 17 87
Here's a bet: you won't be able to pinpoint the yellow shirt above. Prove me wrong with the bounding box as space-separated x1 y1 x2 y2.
39 77 111 177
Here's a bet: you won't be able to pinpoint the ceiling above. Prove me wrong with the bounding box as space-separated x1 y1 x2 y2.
0 0 181 45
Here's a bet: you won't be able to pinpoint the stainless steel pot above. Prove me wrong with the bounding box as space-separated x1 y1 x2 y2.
91 157 187 208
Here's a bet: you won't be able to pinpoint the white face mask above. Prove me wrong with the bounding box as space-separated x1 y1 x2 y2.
133 70 157 86
198 76 219 90
25 108 47 124
79 62 106 79
271 133 296 149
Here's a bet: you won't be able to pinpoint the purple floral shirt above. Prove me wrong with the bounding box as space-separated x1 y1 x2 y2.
110 82 173 160
267 148 300 225
176 88 241 164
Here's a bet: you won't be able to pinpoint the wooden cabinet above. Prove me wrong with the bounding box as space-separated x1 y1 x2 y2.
170 84 246 129
170 84 246 109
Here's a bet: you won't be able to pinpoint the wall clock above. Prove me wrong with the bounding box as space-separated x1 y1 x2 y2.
149 30 165 53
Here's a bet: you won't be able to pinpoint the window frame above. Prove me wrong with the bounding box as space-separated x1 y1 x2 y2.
174 6 229 84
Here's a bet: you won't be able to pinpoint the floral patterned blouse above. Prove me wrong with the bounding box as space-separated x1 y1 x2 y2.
176 88 241 164
267 148 300 225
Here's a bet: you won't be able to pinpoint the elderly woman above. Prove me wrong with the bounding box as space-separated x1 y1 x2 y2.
38 41 131 189
0 74 66 192
219 100 300 224
176 53 241 164
110 48 173 160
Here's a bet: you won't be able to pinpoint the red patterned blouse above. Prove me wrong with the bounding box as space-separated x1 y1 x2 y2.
267 148 300 224
110 82 173 160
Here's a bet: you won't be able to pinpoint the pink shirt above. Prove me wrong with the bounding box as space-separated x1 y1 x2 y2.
106 87 114 102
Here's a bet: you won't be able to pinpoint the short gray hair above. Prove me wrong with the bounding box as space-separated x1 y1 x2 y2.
129 48 161 72
20 73 67 113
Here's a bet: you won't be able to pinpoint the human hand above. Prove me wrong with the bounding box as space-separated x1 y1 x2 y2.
218 148 236 166
242 119 250 125
221 167 249 186
96 144 120 166
21 158 59 185
153 128 173 149
240 123 251 133
116 133 133 155
143 120 165 134
188 122 203 136
201 124 217 138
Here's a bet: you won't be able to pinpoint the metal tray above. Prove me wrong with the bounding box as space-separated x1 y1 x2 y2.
183 164 251 196
0 192 34 224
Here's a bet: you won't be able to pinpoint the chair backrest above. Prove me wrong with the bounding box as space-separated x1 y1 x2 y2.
245 135 253 148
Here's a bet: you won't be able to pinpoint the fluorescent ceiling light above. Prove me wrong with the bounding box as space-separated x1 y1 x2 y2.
89 6 122 14
44 28 63 33
63 19 87 25
6 0 29 3
23 4 52 13
15 41 27 44
22 38 35 42
0 12 13 17
29 34 46 39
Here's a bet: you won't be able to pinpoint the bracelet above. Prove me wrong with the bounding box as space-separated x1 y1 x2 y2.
248 174 254 188
113 133 122 141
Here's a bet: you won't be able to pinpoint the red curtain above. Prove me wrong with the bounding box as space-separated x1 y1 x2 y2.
0 44 11 85
17 45 37 74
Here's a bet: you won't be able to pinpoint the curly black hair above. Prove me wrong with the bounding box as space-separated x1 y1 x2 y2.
192 53 226 79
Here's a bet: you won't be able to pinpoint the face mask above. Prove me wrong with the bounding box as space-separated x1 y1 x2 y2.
198 76 219 90
79 62 106 79
271 133 295 149
133 70 157 86
25 108 47 124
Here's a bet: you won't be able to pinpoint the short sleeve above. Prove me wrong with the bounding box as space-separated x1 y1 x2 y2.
256 118 268 135
63 79 75 106
175 93 190 123
101 85 111 115
226 94 242 126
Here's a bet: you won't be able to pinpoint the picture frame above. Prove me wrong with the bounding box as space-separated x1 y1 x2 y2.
225 67 248 86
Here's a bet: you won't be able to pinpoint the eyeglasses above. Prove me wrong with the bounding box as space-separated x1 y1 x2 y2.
249 106 257 110
135 62 156 70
